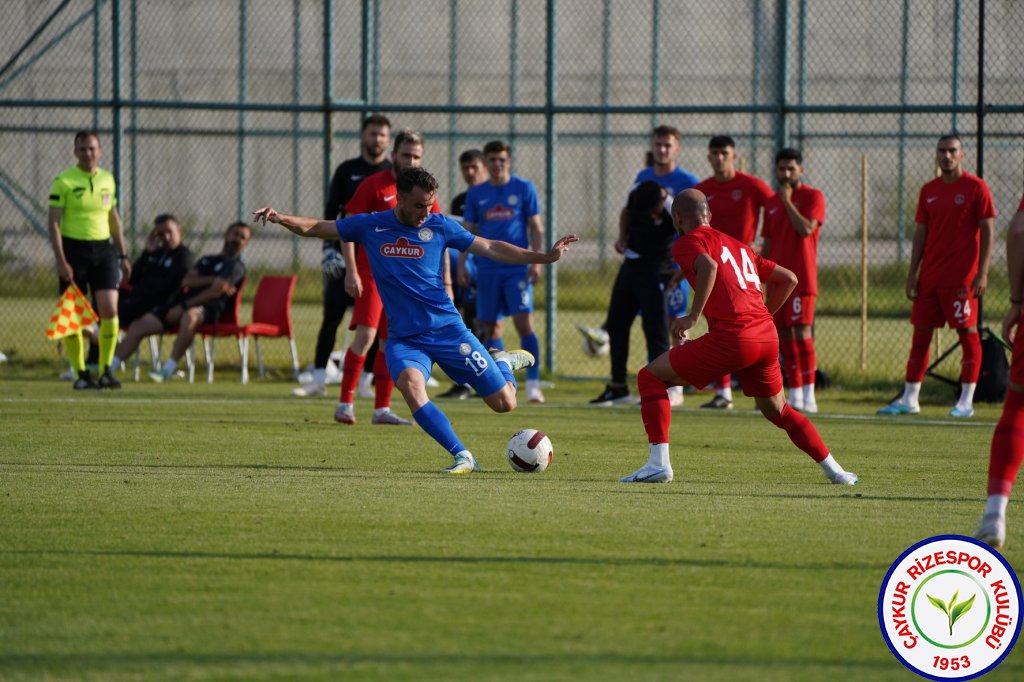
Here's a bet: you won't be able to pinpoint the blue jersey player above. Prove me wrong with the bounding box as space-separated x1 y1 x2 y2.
253 167 579 474
458 140 547 403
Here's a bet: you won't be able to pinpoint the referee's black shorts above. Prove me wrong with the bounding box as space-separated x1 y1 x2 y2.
59 236 120 295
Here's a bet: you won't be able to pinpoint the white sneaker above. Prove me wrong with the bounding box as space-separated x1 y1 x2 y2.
828 470 859 485
334 403 356 425
668 385 684 407
527 386 545 403
974 513 1006 550
371 410 413 426
489 348 535 373
291 382 326 397
620 464 674 483
444 453 480 474
357 373 374 399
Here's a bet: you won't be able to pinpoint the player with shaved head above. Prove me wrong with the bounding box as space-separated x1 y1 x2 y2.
620 189 858 486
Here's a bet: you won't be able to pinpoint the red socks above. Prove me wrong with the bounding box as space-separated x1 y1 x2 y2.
373 350 393 409
637 367 670 444
766 404 829 463
780 337 802 389
988 390 1024 496
958 330 981 384
906 328 933 383
797 337 816 388
339 349 367 403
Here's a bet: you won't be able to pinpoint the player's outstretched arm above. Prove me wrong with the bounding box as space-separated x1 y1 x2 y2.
467 233 579 265
251 207 338 240
764 264 798 315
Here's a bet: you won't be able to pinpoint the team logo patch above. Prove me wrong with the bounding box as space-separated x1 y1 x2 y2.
878 535 1021 680
955 194 966 206
380 237 424 259
731 189 743 200
458 343 472 356
518 279 528 290
418 227 433 241
102 191 111 208
507 195 518 206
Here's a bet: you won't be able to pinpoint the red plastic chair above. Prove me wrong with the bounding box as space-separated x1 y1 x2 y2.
194 278 247 383
242 275 300 380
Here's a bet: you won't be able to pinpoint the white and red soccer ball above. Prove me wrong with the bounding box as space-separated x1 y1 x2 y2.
506 429 553 473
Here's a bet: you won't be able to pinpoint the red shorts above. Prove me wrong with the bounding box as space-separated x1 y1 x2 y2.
772 292 816 328
349 275 388 340
1011 312 1024 386
911 286 978 329
668 331 783 398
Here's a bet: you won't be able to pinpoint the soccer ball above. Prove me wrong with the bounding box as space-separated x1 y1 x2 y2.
581 335 610 357
506 429 553 473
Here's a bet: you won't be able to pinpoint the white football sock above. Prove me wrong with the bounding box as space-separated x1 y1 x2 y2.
818 454 845 479
958 382 977 408
372 406 391 417
985 494 1009 518
788 387 804 407
648 443 670 469
526 379 541 392
903 381 922 405
803 383 816 404
718 386 733 402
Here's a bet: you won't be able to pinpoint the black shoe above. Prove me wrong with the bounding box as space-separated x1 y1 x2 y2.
589 384 631 405
72 369 99 390
700 395 733 409
437 384 471 400
98 370 122 389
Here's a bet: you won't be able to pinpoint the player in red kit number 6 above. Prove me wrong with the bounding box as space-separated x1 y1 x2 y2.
974 197 1024 550
761 148 825 413
620 189 858 486
878 134 996 418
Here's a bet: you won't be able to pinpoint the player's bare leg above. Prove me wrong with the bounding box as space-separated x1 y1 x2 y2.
755 391 858 485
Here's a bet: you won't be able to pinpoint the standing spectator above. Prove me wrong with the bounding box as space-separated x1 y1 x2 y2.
253 168 578 473
975 196 1024 550
111 222 251 383
47 130 130 390
878 134 996 418
334 130 441 426
438 149 492 400
579 125 699 406
695 135 774 409
459 140 547 403
761 148 826 413
293 114 391 398
118 215 194 328
619 190 857 487
589 182 675 405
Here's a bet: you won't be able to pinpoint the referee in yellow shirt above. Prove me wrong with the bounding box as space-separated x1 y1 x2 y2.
48 130 130 389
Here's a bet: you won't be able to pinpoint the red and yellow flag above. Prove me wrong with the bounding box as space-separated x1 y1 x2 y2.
46 283 98 340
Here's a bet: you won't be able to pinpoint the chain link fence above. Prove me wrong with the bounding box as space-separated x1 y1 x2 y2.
1 0 1022 389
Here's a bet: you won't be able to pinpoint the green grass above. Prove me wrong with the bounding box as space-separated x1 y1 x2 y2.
1 378 1021 681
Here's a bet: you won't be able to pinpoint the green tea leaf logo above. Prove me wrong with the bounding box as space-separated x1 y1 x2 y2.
927 589 976 636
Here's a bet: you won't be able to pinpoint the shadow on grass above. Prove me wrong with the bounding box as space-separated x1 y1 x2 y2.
4 546 884 572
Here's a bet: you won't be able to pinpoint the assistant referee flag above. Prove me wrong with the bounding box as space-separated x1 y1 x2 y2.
46 283 98 340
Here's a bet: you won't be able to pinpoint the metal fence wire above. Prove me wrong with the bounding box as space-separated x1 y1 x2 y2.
1 0 1022 389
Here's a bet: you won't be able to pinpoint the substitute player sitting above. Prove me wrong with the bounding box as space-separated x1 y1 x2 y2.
620 189 858 486
253 168 579 474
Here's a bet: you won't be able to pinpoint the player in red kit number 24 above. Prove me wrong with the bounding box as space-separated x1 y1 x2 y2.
620 189 858 486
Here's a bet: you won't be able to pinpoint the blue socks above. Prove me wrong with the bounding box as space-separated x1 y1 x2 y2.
413 401 465 456
488 336 505 351
521 333 540 381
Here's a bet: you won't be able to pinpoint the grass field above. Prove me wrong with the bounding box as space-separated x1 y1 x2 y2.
1 377 1021 681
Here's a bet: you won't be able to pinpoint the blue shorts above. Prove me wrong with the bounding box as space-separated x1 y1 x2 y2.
665 279 690 319
476 270 532 322
386 323 509 397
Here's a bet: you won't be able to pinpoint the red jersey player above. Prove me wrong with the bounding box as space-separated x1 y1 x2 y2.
762 148 826 414
334 130 442 427
695 134 773 410
620 189 857 486
975 195 1024 550
878 134 996 418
